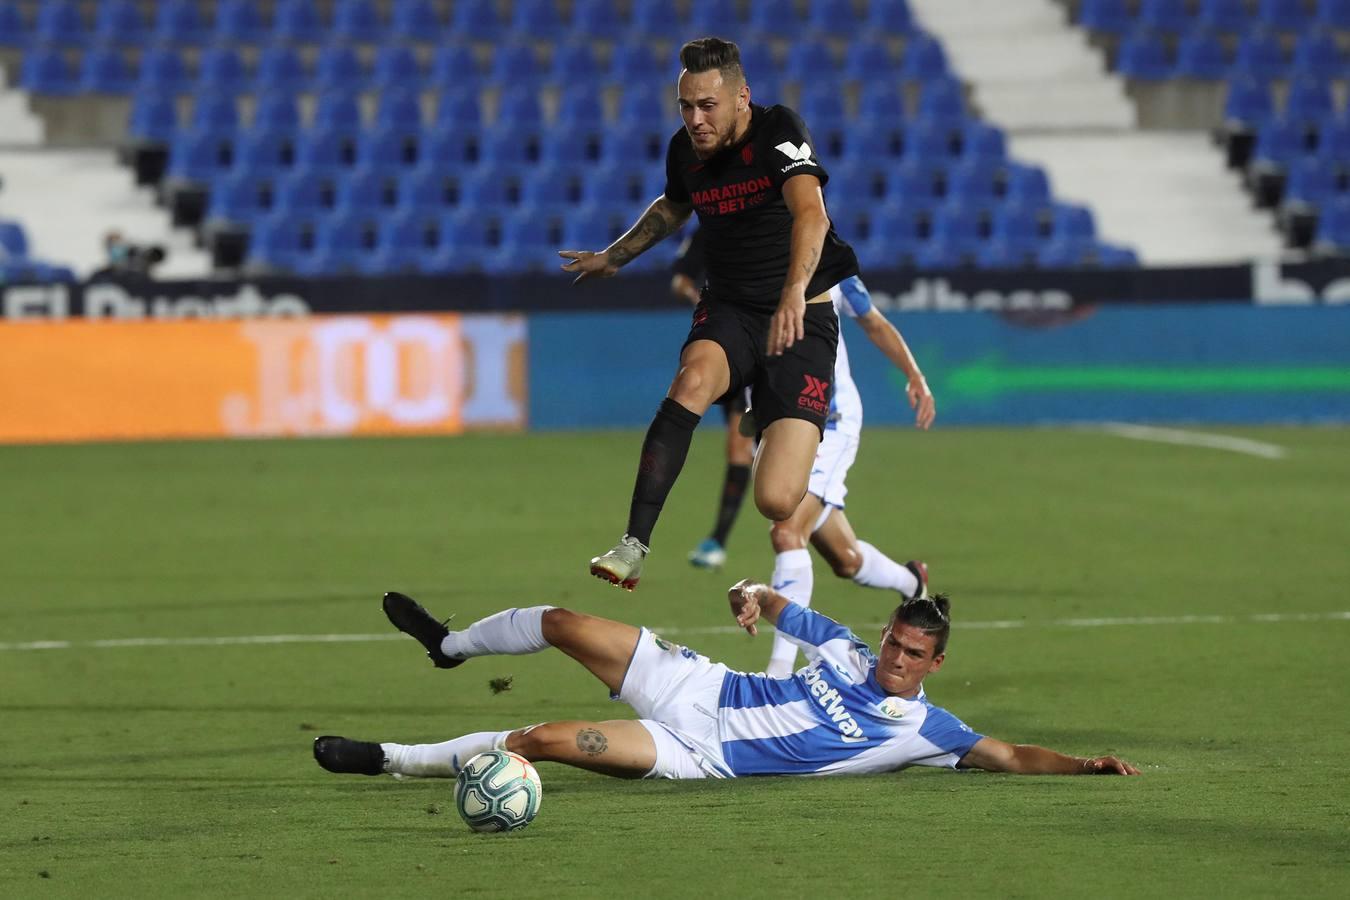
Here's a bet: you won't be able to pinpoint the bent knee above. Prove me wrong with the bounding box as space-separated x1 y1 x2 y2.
756 492 801 522
830 557 861 579
769 521 807 553
505 723 566 760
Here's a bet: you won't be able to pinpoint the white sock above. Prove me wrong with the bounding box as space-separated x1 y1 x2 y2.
440 606 554 660
852 541 918 598
766 549 813 677
382 730 510 778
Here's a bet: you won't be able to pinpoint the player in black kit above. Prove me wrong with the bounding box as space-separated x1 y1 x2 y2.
560 37 859 591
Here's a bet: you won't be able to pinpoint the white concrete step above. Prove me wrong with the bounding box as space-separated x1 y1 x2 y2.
976 81 1136 131
0 91 45 146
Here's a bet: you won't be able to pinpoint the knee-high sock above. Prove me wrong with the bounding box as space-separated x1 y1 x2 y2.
766 549 814 677
382 731 510 778
626 399 702 546
440 606 554 660
709 463 751 545
852 540 918 598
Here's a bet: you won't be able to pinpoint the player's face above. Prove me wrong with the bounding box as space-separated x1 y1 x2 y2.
875 623 944 697
678 69 749 159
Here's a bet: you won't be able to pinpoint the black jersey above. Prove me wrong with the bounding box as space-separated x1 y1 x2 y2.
663 103 859 314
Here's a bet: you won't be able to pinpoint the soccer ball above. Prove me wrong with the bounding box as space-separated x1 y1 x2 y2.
454 750 542 833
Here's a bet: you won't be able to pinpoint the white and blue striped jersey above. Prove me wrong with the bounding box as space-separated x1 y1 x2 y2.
716 603 982 776
826 275 871 438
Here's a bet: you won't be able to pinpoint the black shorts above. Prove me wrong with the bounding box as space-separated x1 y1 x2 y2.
682 297 839 436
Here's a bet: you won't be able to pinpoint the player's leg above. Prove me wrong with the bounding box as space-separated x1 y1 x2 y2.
314 720 657 779
689 401 755 569
752 417 820 520
383 592 641 692
590 337 734 589
764 492 826 677
810 511 928 600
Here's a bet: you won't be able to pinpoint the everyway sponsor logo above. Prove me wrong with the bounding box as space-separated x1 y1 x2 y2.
801 665 867 744
797 374 830 416
775 141 813 162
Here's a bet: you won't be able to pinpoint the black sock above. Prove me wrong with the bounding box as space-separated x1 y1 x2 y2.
710 463 751 546
626 398 701 547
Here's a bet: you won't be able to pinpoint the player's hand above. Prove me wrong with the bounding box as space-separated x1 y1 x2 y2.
727 578 766 636
558 249 619 285
1083 756 1141 775
907 375 935 430
768 289 807 356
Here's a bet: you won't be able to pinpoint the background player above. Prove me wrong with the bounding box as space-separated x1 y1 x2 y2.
672 226 756 571
314 589 1139 780
763 274 936 676
559 37 859 591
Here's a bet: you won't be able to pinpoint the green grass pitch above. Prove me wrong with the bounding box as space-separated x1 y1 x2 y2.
2 426 1348 897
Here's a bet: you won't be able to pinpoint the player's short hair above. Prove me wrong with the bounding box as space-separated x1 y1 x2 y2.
679 37 746 85
890 593 952 656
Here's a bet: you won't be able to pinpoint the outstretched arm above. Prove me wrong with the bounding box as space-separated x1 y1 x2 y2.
857 308 935 430
559 195 693 285
959 737 1140 775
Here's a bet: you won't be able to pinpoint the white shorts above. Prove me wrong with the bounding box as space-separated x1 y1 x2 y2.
617 628 732 780
807 428 859 512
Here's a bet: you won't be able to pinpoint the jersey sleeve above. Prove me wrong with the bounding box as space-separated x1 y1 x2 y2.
909 705 985 769
774 601 873 682
766 106 830 189
663 131 692 204
835 275 874 320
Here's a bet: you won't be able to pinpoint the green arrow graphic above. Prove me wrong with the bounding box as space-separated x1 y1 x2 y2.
917 358 1350 402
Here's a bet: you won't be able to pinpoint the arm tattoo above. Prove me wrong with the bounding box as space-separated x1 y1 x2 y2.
608 205 679 268
798 245 820 281
576 728 608 756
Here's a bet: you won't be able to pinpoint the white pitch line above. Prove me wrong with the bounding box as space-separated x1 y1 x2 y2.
1096 422 1288 460
2 611 1346 653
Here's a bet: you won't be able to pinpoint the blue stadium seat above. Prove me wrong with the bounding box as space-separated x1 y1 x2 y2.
840 120 905 164
1258 0 1314 30
1223 76 1274 125
207 171 274 223
807 0 866 35
370 209 441 273
0 219 30 256
153 0 211 44
948 159 1003 203
1079 0 1132 34
375 90 424 129
520 165 582 216
1138 0 1193 33
688 0 743 34
580 162 648 208
428 211 499 272
489 40 542 85
372 44 423 89
554 92 605 129
1095 244 1140 267
0 2 25 47
191 93 241 132
253 92 301 131
914 238 966 270
597 128 666 167
1117 31 1172 80
1291 28 1346 78
737 43 778 81
1283 159 1337 206
78 45 135 94
782 36 836 84
991 204 1046 251
495 86 545 127
461 163 525 210
296 126 362 171
843 37 898 83
561 206 621 251
629 4 684 37
434 89 484 130
1318 0 1350 27
478 127 540 166
21 47 76 94
197 45 250 95
1285 75 1335 123
859 82 906 124
428 43 481 89
1233 30 1287 81
886 159 946 205
510 0 557 35
246 214 314 272
747 0 801 37
361 127 421 169
422 125 482 168
1050 203 1097 240
35 1 84 46
167 128 235 182
829 163 887 205
550 40 602 84
94 0 146 44
907 121 955 160
254 45 309 93
236 127 297 174
398 166 463 212
1314 197 1350 249
272 0 326 42
1004 163 1052 206
799 81 850 135
570 0 625 38
451 0 505 39
916 77 966 123
390 0 443 40
214 0 266 43
960 122 1007 162
335 168 400 214
900 32 950 82
1174 31 1231 79
872 202 930 245
271 169 332 217
1250 119 1305 166
314 44 366 91
1195 0 1253 32
128 92 179 141
976 238 1038 269
616 84 672 128
608 42 658 83
332 0 385 40
1036 238 1094 268
1318 120 1350 161
306 214 379 275
864 0 916 35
